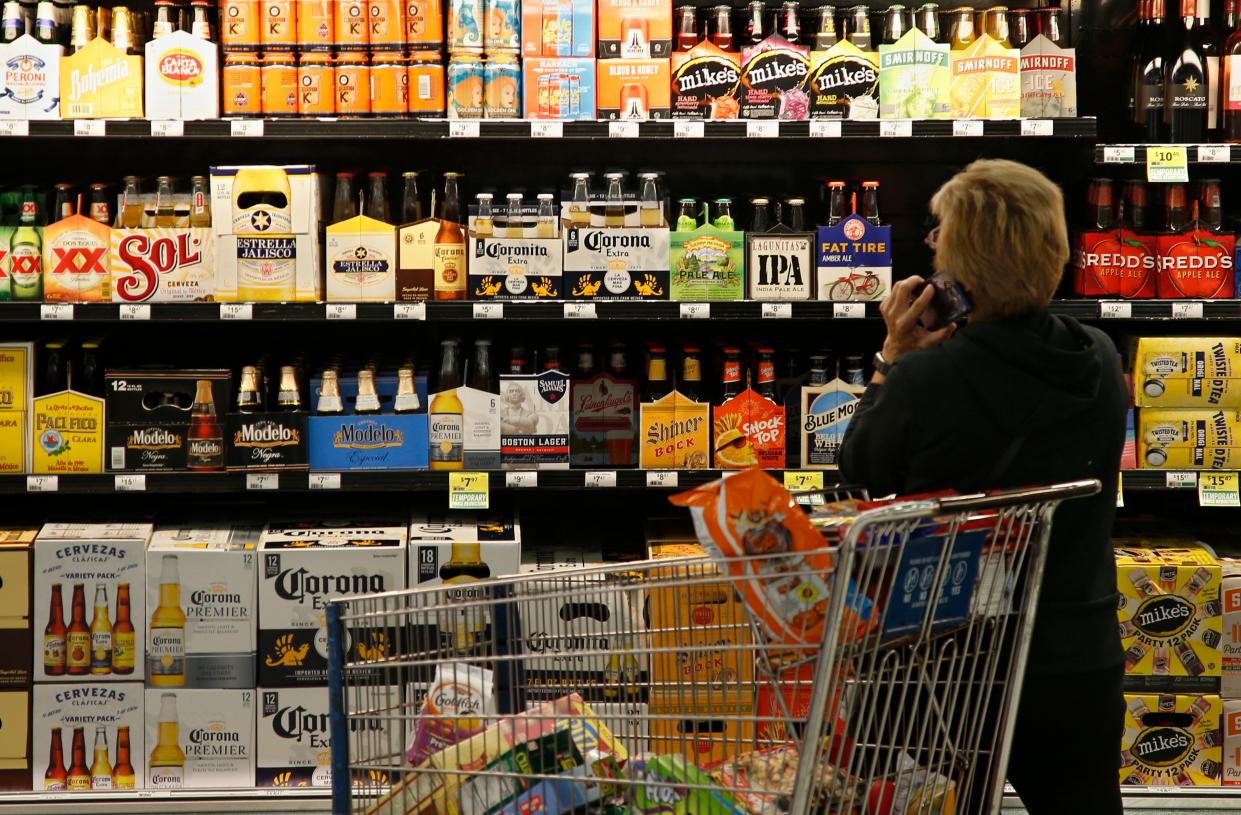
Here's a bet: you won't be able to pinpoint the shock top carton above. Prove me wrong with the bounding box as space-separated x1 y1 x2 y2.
1121 692 1222 786
1134 337 1241 409
104 370 230 472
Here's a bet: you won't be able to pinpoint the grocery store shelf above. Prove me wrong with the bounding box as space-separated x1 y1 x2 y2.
1124 470 1205 491
1096 142 1238 165
0 788 330 812
1051 299 1241 320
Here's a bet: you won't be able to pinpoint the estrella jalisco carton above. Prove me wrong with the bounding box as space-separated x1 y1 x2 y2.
1121 692 1222 785
1139 408 1241 469
639 390 709 469
877 27 948 119
325 214 397 302
42 213 111 302
670 222 744 301
0 34 61 119
805 38 878 119
1134 337 1241 408
60 37 143 119
816 213 892 301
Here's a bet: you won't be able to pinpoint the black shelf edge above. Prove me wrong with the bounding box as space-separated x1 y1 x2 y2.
1095 142 1238 165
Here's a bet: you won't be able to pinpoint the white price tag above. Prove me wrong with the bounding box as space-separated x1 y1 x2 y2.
309 472 341 490
1166 471 1198 488
449 120 480 138
114 474 146 492
879 119 912 138
73 119 104 136
1198 144 1231 162
1020 118 1053 136
505 471 538 488
26 475 58 492
1102 146 1136 163
646 471 678 487
609 120 639 138
230 119 265 137
220 303 253 320
119 303 151 321
246 473 278 490
394 302 427 320
40 304 73 320
674 120 704 139
1172 301 1204 320
531 120 563 138
326 303 357 320
563 302 596 319
0 119 29 136
150 120 184 137
809 120 842 138
473 302 503 319
746 120 779 138
952 119 984 137
762 302 792 319
679 302 710 319
833 302 865 319
585 471 617 488
1099 301 1131 319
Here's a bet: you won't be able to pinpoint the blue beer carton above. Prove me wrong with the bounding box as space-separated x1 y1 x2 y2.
816 214 892 301
880 524 985 638
308 371 429 470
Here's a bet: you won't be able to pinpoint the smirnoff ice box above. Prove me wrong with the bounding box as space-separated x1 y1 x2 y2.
33 682 146 790
1020 34 1077 118
877 28 949 119
144 688 254 788
0 35 61 119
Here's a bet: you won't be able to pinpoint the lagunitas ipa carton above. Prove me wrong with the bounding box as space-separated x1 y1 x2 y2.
878 28 949 119
1134 337 1241 408
747 225 815 300
33 682 146 791
468 203 564 300
31 387 105 474
325 214 397 301
0 529 35 689
60 37 143 119
948 33 1020 119
144 689 254 788
146 525 261 689
639 390 709 469
1139 409 1241 469
1120 692 1222 785
523 57 597 119
1156 224 1236 299
597 57 670 119
806 39 878 119
738 34 810 119
712 390 785 469
0 687 29 790
669 222 744 301
522 0 594 57
671 40 740 119
499 370 570 469
257 521 407 687
0 342 32 473
1116 545 1222 691
801 377 864 469
42 214 111 303
104 370 230 472
0 35 61 119
1020 32 1077 118
145 31 220 119
598 0 671 58
816 212 892 301
34 523 152 683
569 358 638 468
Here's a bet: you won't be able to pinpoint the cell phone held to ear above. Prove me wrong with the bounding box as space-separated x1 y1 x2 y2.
916 274 972 331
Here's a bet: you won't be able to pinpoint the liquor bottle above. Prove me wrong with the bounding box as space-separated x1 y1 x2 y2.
680 346 703 402
112 583 135 675
120 176 144 228
401 171 422 223
1137 0 1169 141
646 345 671 401
44 728 66 790
394 366 421 413
90 726 113 790
474 193 495 237
569 173 592 226
721 347 743 403
713 4 735 50
187 379 224 471
276 366 301 411
862 182 881 225
11 189 42 301
236 366 263 414
332 173 358 222
439 543 491 652
429 339 465 470
1130 0 1151 131
149 555 186 687
827 181 847 226
434 173 467 300
536 194 556 238
365 172 390 222
604 173 626 227
66 728 90 790
780 0 800 43
89 183 112 225
676 4 699 50
1197 0 1224 136
756 347 777 402
66 583 90 675
846 4 872 49
882 4 909 44
149 693 186 788
813 5 837 48
113 727 136 789
1166 0 1209 142
44 583 66 676
89 585 112 676
746 0 767 44
639 173 662 227
355 369 382 415
154 176 177 227
468 338 495 393
188 176 211 228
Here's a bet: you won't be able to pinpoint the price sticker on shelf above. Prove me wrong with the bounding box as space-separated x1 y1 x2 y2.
531 120 562 138
809 120 842 138
1102 146 1136 164
0 119 29 136
674 120 704 139
393 302 426 320
952 119 983 137
246 473 278 491
151 120 183 137
1172 301 1204 320
833 302 865 319
449 120 480 138
679 303 710 319
115 474 146 492
505 471 538 488
1198 144 1231 162
646 470 678 488
1019 118 1053 137
783 471 824 492
73 119 104 137
762 302 792 319
879 119 912 138
746 120 779 138
309 472 341 490
119 303 151 320
473 302 503 319
1098 301 1131 319
26 475 58 493
40 304 73 321
585 471 617 488
1146 145 1189 183
563 302 596 319
1198 471 1240 506
230 119 265 137
326 303 357 320
1166 471 1198 488
609 120 639 138
449 471 489 509
220 303 253 320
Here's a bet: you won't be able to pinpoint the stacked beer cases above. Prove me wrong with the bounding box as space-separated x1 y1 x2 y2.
1221 559 1241 785
0 530 37 790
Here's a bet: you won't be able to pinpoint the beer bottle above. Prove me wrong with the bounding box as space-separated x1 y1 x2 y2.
680 345 703 402
316 369 345 415
90 726 112 789
536 193 556 238
676 5 699 51
187 380 224 471
188 176 211 228
843 353 866 385
89 584 112 675
1195 0 1224 136
473 194 495 237
469 338 495 393
1009 8 1034 48
504 192 524 237
113 727 136 790
153 0 174 36
786 197 806 230
1199 178 1223 232
982 5 1009 46
189 0 211 38
69 4 92 51
671 198 695 231
394 366 421 413
1123 180 1147 231
779 1 800 43
915 2 941 42
11 189 42 301
826 181 846 226
332 173 358 222
750 198 770 232
401 171 422 223
365 172 390 222
66 728 89 790
0 3 23 43
111 6 135 53
861 181 881 226
33 0 55 43
149 555 186 687
846 4 871 49
608 341 631 378
882 4 909 45
813 5 837 48
1165 183 1189 232
712 4 735 50
355 369 382 415
89 184 112 225
66 583 90 675
434 172 467 300
1087 178 1115 229
112 583 134 674
542 344 562 372
52 183 73 220
573 342 597 379
39 340 66 396
808 353 831 385
439 542 490 651
275 366 301 411
429 338 465 470
153 177 177 227
756 346 777 402
569 172 592 226
1040 6 1063 45
746 0 767 45
949 5 975 49
509 346 531 374
639 173 662 228
44 583 66 676
120 176 143 228
149 693 186 788
713 198 735 230
721 347 743 402
604 173 625 227
646 345 671 401
44 728 66 790
236 366 262 413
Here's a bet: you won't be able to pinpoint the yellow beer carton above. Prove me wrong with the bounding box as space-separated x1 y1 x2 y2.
60 37 143 119
0 343 32 473
877 27 949 119
145 30 219 120
647 693 756 766
1116 544 1222 688
42 213 111 302
949 33 1020 119
639 390 710 469
31 389 104 474
1139 408 1241 469
1134 337 1241 408
1121 692 1222 785
325 214 396 301
396 218 437 302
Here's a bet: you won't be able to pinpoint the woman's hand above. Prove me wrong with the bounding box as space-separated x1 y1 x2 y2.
880 275 957 364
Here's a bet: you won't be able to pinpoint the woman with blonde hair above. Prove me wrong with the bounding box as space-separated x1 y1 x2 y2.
841 159 1126 813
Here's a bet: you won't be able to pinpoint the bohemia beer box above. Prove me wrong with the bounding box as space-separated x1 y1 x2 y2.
145 688 254 788
1020 32 1077 118
597 58 670 119
499 369 570 469
598 0 671 58
33 682 146 791
738 34 810 119
1133 337 1241 408
61 37 143 119
747 222 815 301
816 212 893 301
111 189 216 303
801 377 864 469
146 525 261 688
670 222 744 301
1121 692 1222 786
34 523 152 683
1138 409 1241 469
257 521 407 687
0 684 29 790
564 197 670 300
467 203 564 300
31 379 105 475
948 33 1020 119
569 361 638 467
104 369 230 472
671 41 740 119
42 213 111 303
0 342 32 473
0 529 35 689
640 390 709 469
713 389 785 469
0 34 61 119
308 369 428 471
325 214 396 302
878 28 949 119
806 39 879 119
145 30 219 120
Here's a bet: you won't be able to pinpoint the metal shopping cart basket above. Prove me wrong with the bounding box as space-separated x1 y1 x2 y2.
326 477 1099 815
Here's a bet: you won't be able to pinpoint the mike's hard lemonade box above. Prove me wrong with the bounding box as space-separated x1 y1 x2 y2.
805 39 878 119
737 34 810 119
671 40 740 119
1121 692 1222 786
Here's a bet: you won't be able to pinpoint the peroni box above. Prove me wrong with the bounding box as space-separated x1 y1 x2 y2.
640 390 709 469
737 34 810 120
0 529 35 689
801 377 864 469
597 57 670 119
1133 337 1241 408
0 35 61 119
816 214 892 301
31 387 105 474
1138 409 1241 469
33 682 146 790
671 41 740 119
104 370 230 472
805 39 879 119
499 370 570 469
1020 33 1078 118
467 204 564 300
670 222 745 301
1156 226 1236 299
746 228 815 300
1120 692 1221 786
42 214 111 303
877 28 949 119
1073 225 1157 299
948 33 1020 119
598 0 671 58
569 368 638 467
712 390 785 469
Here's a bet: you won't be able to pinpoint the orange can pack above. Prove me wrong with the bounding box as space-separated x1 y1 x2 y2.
297 0 334 50
221 0 261 50
261 53 299 116
407 53 445 116
371 53 409 115
334 0 369 50
368 0 404 50
404 0 442 50
222 52 262 116
335 57 372 115
298 52 336 115
260 0 297 50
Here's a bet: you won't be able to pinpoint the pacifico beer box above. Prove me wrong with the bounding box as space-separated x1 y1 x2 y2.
468 203 564 300
499 370 570 469
639 390 709 469
60 37 143 119
801 376 864 469
144 688 254 788
816 213 892 302
31 387 105 474
42 214 111 302
805 39 879 119
111 192 216 303
1156 224 1236 299
325 214 397 302
0 35 61 119
33 682 146 791
0 342 32 474
948 33 1020 119
0 530 35 690
1120 692 1222 786
669 222 744 301
671 40 740 119
33 523 153 683
1138 409 1241 469
878 28 949 119
104 370 230 472
598 0 671 58
597 57 670 119
737 34 810 120
713 389 785 469
145 30 219 120
1134 337 1241 408
1020 32 1077 118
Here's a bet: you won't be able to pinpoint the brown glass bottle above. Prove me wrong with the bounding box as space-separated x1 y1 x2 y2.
646 345 671 401
66 728 89 790
720 347 743 404
187 379 224 471
44 728 67 790
44 583 66 675
112 583 135 675
66 584 90 675
680 345 703 402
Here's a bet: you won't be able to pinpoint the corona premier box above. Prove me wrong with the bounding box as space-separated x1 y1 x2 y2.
0 530 35 689
737 35 810 119
747 227 815 300
712 389 785 469
1116 545 1222 691
467 205 564 300
523 57 597 119
32 387 105 474
60 37 143 119
597 58 670 119
801 377 865 469
104 370 230 472
307 371 429 471
1133 337 1241 408
877 28 949 119
1120 692 1222 786
427 384 500 470
499 370 570 469
816 213 892 302
669 222 744 301
806 39 879 119
144 688 254 788
257 521 407 687
598 0 671 58
146 525 261 689
639 390 709 469
1225 699 1241 785
0 35 61 119
34 523 152 684
325 214 397 302
0 688 29 790
948 33 1020 119
33 682 146 790
522 0 594 57
1020 32 1077 118
0 342 33 473
42 214 111 302
569 364 638 468
671 41 740 119
1138 409 1241 469
145 31 219 120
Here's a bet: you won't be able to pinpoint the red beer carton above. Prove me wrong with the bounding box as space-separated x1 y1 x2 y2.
1073 227 1157 299
711 389 784 469
1157 226 1236 299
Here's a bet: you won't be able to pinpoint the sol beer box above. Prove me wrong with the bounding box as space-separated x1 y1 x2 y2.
816 213 892 301
1121 692 1222 786
33 682 146 791
801 377 864 469
144 688 254 788
61 37 143 119
1138 409 1241 469
257 521 407 687
948 33 1020 119
145 30 219 119
522 0 594 57
597 58 670 119
1156 224 1236 299
806 39 879 119
34 523 152 683
747 226 815 300
0 342 32 473
146 525 261 689
308 370 429 471
42 213 110 303
738 35 810 119
1073 221 1156 299
569 362 638 468
32 386 105 474
104 370 230 472
712 389 784 469
0 529 35 689
111 190 216 302
598 0 671 58
0 687 29 790
468 205 564 300
1020 33 1077 118
640 390 709 469
1134 337 1241 408
325 214 397 302
523 57 597 120
0 35 61 119
1116 545 1222 691
669 222 744 301
499 370 570 469
671 41 740 119
877 28 949 119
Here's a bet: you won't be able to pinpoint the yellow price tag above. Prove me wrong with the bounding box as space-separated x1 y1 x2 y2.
783 471 824 492
1146 145 1189 183
1198 471 1240 507
449 471 489 509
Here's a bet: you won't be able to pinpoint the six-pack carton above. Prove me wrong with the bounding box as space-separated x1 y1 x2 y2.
801 376 865 469
669 222 745 301
33 682 146 790
747 225 815 300
61 38 142 119
144 30 219 120
522 0 594 57
1020 32 1077 118
307 370 429 471
806 39 879 119
144 688 254 788
737 34 810 119
1222 560 1241 699
0 687 29 790
1120 692 1221 785
948 33 1020 119
877 28 949 119
1134 337 1241 409
0 35 61 119
0 343 33 473
712 389 785 469
31 382 105 475
467 204 564 300
499 370 571 469
523 57 597 119
569 364 638 468
110 190 216 302
325 214 397 302
670 41 740 119
639 390 710 469
42 214 111 302
104 369 230 472
816 213 892 302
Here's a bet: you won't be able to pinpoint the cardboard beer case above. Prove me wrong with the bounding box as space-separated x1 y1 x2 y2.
747 226 815 300
0 342 32 474
1020 33 1077 118
1226 699 1241 785
737 34 810 119
669 222 744 301
1138 409 1241 469
1133 337 1241 409
569 368 638 468
1220 560 1241 699
598 0 671 58
145 31 219 120
1156 225 1236 300
801 377 865 469
60 38 142 119
712 389 785 469
805 39 879 119
467 205 564 300
0 687 29 790
1120 692 1222 785
639 390 710 469
42 213 111 302
522 0 594 57
33 682 146 790
111 192 216 302
31 388 105 474
597 58 670 119
325 214 397 302
1072 224 1157 299
877 28 949 119
396 217 439 302
307 371 428 471
670 41 740 119
104 370 230 472
948 34 1020 119
0 35 61 119
816 213 892 301
144 688 254 788
0 529 35 689
523 57 597 120
499 370 570 469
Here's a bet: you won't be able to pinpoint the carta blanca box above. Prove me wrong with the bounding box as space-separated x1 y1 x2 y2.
0 342 33 474
226 409 308 471
32 388 105 475
1134 337 1241 408
597 58 670 119
671 41 740 119
738 35 810 119
523 57 596 119
878 28 949 119
670 223 744 301
146 525 261 689
33 682 146 790
144 688 254 788
640 391 709 469
806 39 879 119
948 33 1020 119
0 688 29 790
1139 409 1241 469
1121 693 1221 785
500 370 570 469
570 367 638 468
34 523 152 683
307 371 429 471
1020 33 1077 118
598 0 671 58
104 370 230 472
1221 560 1241 698
0 530 35 689
564 227 671 300
60 37 142 119
816 214 892 302
801 377 865 469
712 390 784 469
257 521 407 687
42 214 111 303
747 230 815 300
325 214 397 302
522 0 594 57
145 31 219 120
0 35 61 119
467 204 564 300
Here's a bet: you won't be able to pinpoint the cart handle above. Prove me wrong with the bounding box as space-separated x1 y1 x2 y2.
927 479 1101 512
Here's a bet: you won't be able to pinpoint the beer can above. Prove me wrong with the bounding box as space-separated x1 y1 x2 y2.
371 52 409 115
260 0 296 50
447 52 483 118
223 52 262 116
408 52 445 116
483 0 518 52
298 52 336 115
483 53 519 119
261 52 299 116
334 0 369 49
368 0 404 49
296 0 333 50
220 0 261 50
448 0 483 50
405 0 442 50
335 55 372 115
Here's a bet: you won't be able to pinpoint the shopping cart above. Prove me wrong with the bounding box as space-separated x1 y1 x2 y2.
326 478 1099 815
